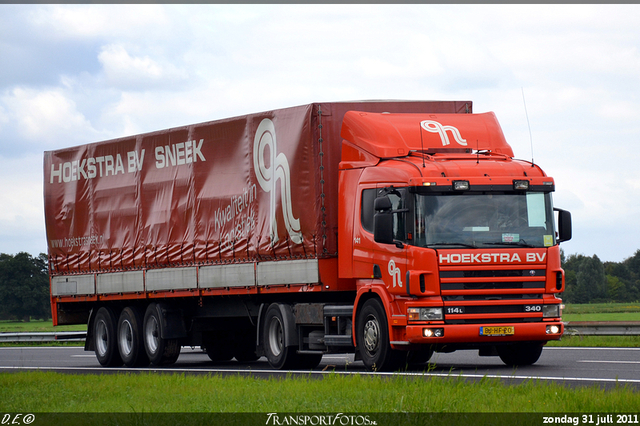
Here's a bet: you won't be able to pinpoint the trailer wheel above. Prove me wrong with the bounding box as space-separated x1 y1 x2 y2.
356 298 406 371
263 304 298 369
497 342 543 366
117 307 149 367
94 307 122 367
143 303 181 366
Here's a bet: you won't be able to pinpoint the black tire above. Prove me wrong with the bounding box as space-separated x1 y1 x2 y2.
295 354 323 370
262 304 298 370
205 344 234 363
93 307 122 367
356 298 406 371
117 306 149 367
234 339 260 363
407 348 434 366
143 303 181 366
497 343 543 366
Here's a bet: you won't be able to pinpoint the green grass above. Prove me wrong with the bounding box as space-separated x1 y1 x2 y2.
547 335 640 347
0 371 638 413
0 319 86 333
562 303 640 323
563 303 640 315
563 312 640 322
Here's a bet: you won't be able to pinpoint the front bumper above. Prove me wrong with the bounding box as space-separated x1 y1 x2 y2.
404 321 564 345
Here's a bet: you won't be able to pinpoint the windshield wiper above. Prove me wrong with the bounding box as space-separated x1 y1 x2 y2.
482 241 536 248
427 242 478 249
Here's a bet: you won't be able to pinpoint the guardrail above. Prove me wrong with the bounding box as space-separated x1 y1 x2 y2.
0 322 639 343
0 331 87 342
563 321 640 336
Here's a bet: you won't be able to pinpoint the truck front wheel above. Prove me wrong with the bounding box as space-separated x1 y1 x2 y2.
497 342 543 366
143 303 181 366
94 307 122 367
356 298 406 372
117 307 149 367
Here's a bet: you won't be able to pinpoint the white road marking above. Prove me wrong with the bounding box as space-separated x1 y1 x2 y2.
0 365 639 386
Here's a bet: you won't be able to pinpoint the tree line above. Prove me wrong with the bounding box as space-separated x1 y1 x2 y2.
0 249 638 322
0 252 50 321
561 250 640 304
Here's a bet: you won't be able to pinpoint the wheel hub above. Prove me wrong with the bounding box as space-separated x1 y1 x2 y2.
267 317 284 357
363 318 380 354
119 319 134 356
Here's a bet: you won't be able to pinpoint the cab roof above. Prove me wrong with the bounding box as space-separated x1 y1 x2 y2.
340 111 514 159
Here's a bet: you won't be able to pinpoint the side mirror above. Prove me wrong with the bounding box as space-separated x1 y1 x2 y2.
555 208 572 243
373 196 392 211
373 196 394 244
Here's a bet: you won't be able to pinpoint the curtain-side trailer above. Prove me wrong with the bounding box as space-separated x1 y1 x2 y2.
44 100 571 371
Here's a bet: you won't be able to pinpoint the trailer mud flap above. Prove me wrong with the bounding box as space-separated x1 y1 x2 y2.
153 303 187 340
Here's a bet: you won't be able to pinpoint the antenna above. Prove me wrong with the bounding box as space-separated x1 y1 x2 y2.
419 124 426 168
521 87 535 167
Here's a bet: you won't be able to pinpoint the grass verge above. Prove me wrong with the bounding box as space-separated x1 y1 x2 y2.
0 319 86 333
1 371 639 413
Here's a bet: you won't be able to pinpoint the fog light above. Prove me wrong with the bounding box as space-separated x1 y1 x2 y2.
546 325 561 335
423 328 444 338
513 180 530 190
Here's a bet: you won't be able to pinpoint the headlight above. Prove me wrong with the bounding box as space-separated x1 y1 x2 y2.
542 304 561 318
408 307 443 321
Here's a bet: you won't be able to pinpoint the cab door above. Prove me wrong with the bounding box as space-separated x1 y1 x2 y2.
353 186 409 295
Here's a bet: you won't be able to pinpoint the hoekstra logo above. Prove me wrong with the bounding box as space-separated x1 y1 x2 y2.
420 120 468 147
388 259 403 288
253 118 303 246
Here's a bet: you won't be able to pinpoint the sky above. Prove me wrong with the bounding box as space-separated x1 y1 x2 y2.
1 4 639 263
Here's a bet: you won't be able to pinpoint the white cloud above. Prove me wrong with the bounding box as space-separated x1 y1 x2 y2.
30 4 172 41
1 4 640 262
98 44 188 90
0 153 46 256
1 87 102 153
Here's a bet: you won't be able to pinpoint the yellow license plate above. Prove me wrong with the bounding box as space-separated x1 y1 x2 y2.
480 326 515 336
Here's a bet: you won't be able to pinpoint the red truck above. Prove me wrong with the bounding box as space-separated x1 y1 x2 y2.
44 101 571 371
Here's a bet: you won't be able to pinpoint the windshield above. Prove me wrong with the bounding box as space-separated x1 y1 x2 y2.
413 192 556 248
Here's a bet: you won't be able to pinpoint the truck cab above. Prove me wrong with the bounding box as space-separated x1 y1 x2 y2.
338 111 571 370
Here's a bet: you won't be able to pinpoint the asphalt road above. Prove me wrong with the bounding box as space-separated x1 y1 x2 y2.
1 346 639 389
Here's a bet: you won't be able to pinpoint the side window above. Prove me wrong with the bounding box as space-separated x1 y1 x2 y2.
360 187 407 241
388 191 406 241
360 188 377 233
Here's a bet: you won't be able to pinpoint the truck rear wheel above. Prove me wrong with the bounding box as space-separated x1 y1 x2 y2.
94 307 122 367
263 304 298 370
497 342 543 366
143 303 181 366
117 307 149 367
356 298 406 372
